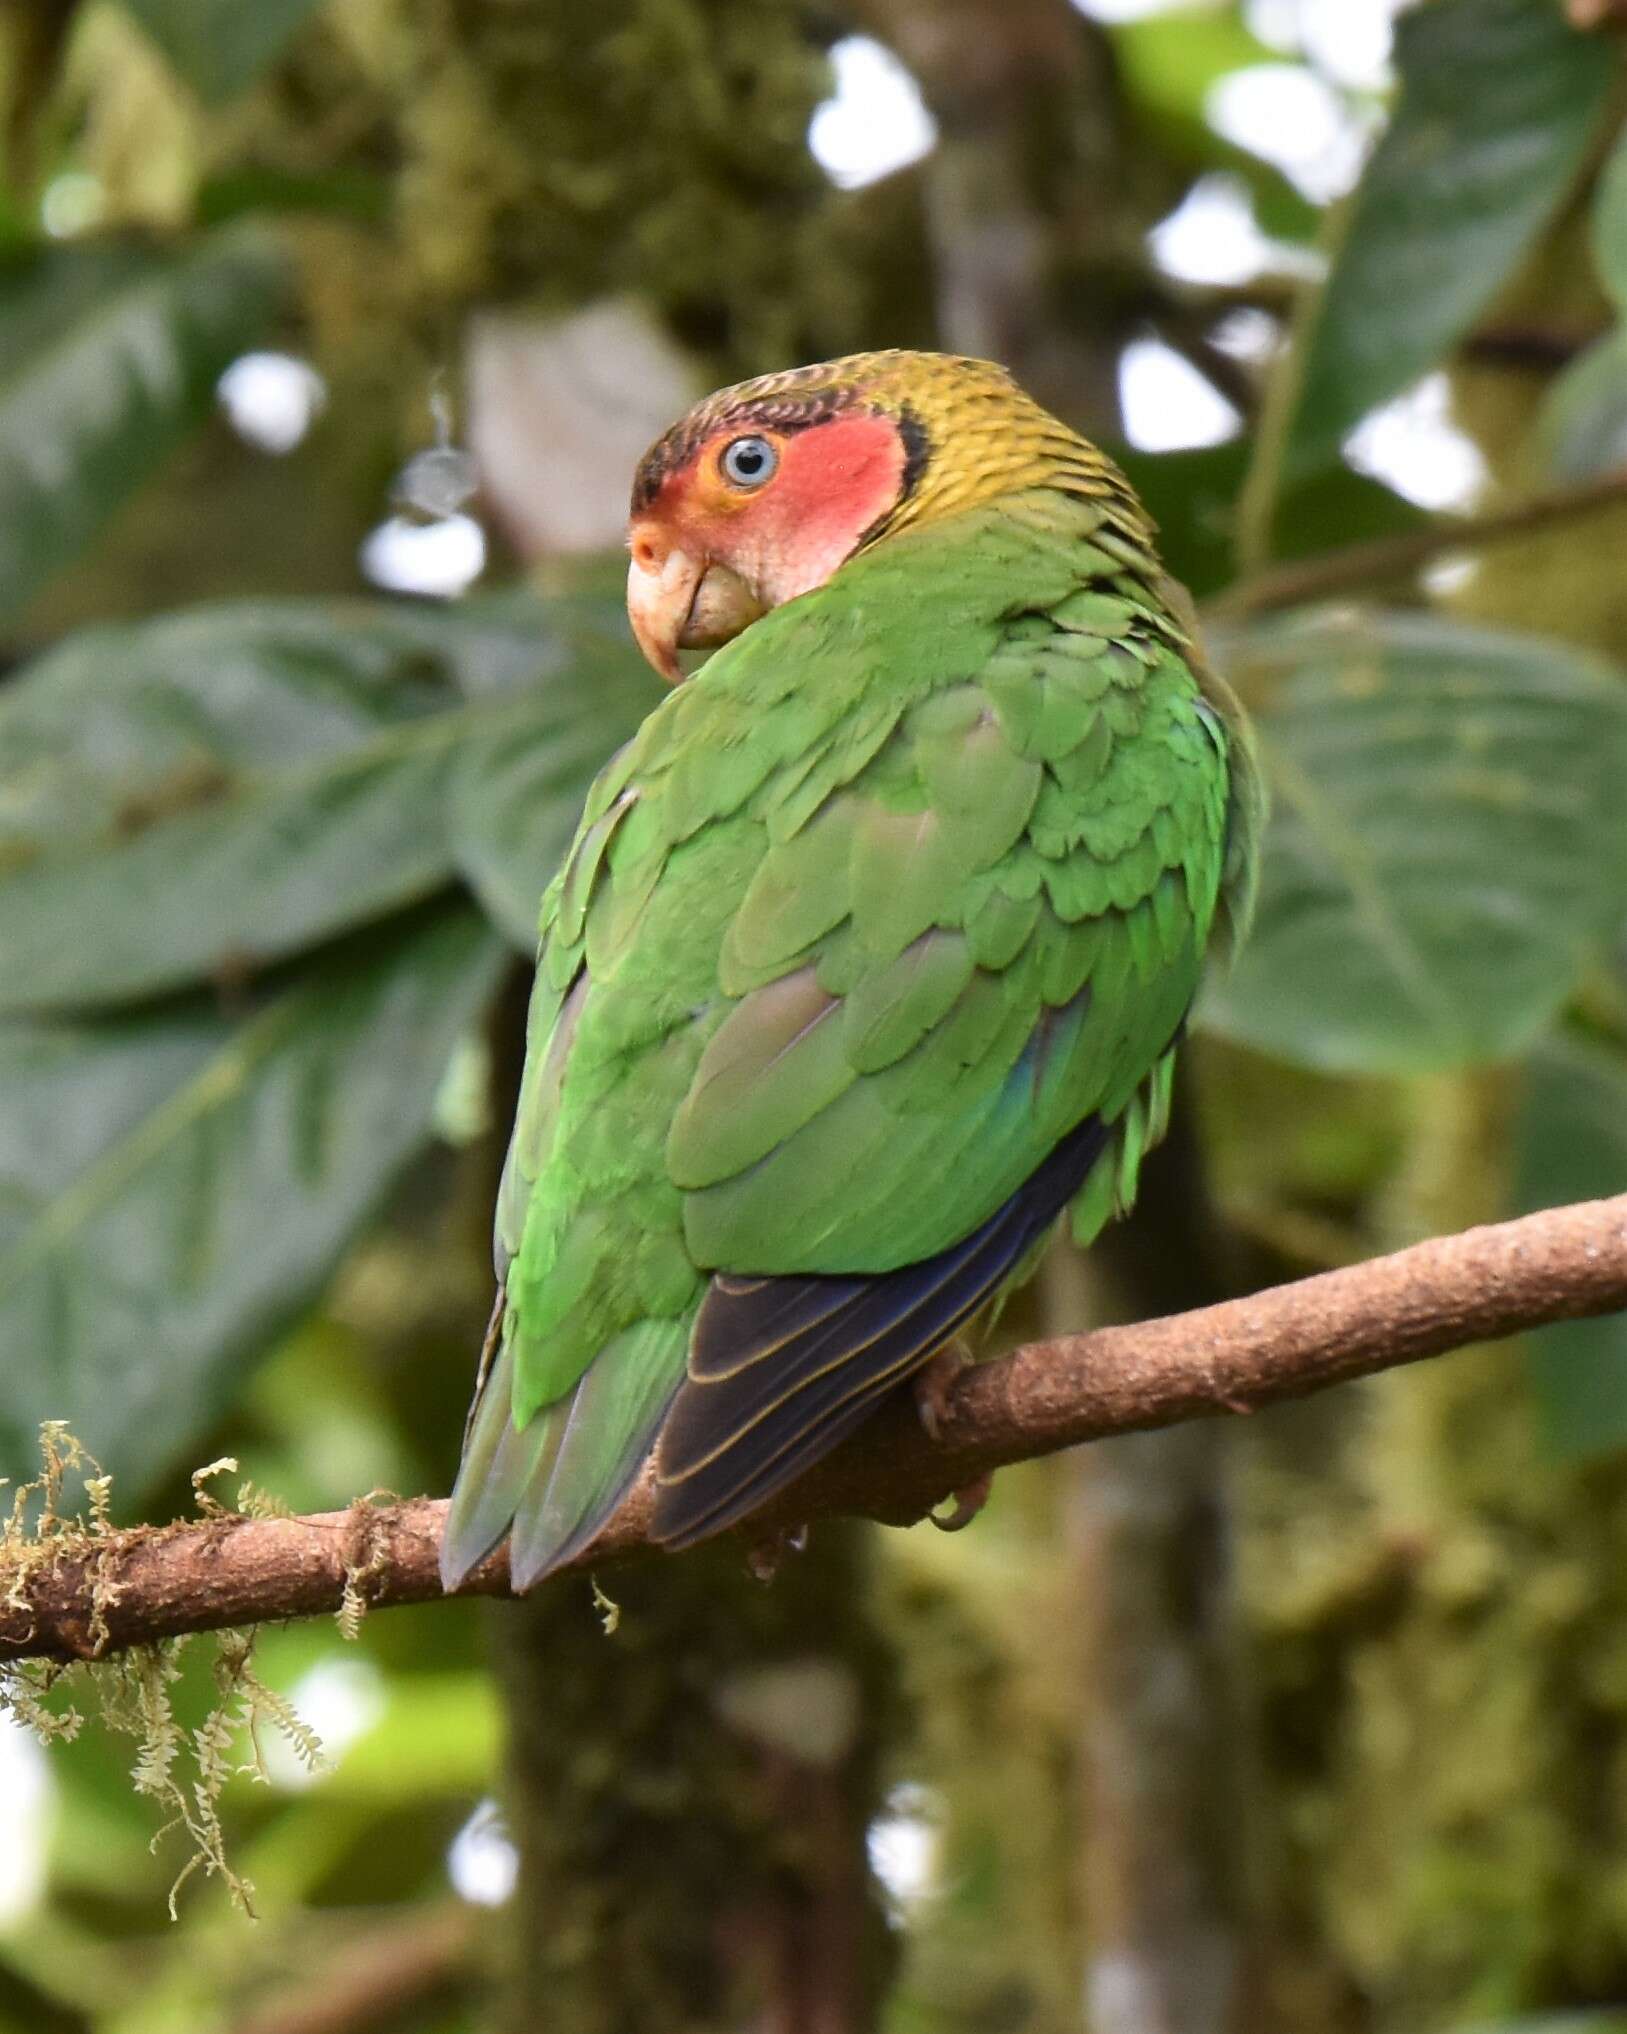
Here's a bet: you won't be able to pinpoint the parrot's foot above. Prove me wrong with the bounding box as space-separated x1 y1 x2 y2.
929 1473 994 1533
912 1340 974 1443
744 1522 809 1583
913 1345 992 1531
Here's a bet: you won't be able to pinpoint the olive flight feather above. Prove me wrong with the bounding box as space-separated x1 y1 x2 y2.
441 350 1260 1591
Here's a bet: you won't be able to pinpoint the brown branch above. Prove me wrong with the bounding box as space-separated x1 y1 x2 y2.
232 1903 474 2034
1154 316 1261 421
1207 465 1627 621
5 1193 1627 1668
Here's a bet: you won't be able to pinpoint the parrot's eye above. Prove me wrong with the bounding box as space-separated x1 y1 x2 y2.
719 435 778 490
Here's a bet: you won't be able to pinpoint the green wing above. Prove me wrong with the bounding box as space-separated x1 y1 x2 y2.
668 584 1229 1273
442 499 1240 1586
649 549 1235 1536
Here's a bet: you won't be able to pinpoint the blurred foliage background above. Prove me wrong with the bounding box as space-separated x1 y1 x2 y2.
4 1 1627 2030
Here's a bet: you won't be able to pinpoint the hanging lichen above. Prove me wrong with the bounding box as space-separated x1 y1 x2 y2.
0 1428 328 1918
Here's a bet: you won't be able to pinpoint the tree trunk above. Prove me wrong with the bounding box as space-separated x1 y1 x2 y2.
854 0 1144 431
1069 1422 1248 2034
1055 1105 1269 2034
491 1531 897 2034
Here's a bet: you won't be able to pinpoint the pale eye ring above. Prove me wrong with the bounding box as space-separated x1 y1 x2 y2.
720 434 778 489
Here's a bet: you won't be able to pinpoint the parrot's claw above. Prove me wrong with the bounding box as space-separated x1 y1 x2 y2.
912 1341 973 1443
929 1473 994 1533
744 1522 809 1583
915 1346 991 1530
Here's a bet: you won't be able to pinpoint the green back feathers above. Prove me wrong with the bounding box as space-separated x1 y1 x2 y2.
443 482 1251 1589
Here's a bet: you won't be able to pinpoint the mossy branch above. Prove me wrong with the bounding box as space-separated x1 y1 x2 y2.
4 1192 1627 1667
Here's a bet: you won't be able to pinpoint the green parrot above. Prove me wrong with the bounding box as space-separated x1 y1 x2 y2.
441 349 1260 1591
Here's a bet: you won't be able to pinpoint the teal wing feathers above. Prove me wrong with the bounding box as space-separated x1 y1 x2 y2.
442 497 1240 1588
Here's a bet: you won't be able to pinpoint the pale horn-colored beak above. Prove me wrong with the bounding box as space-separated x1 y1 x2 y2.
627 544 704 684
627 543 767 685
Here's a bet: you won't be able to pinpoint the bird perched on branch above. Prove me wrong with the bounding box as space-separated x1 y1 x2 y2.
440 350 1260 1591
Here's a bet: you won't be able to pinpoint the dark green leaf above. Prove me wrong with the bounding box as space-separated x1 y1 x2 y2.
0 904 505 1493
1593 128 1627 311
449 719 631 949
1550 141 1627 468
0 597 627 1010
1531 329 1627 481
1515 1034 1627 1460
122 0 325 103
0 231 286 625
1270 0 1611 488
447 603 652 946
1202 612 1627 1071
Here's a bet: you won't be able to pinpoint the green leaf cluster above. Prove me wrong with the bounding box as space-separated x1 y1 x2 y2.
0 233 287 629
1205 612 1627 1072
0 591 652 1492
1242 0 1613 546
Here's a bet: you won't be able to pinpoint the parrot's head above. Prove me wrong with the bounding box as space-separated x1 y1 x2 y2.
625 349 1127 680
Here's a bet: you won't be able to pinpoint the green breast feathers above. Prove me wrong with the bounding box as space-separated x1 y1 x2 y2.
442 490 1256 1589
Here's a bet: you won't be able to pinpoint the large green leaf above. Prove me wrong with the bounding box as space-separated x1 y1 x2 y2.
1535 123 1627 483
0 595 646 1010
448 716 632 949
446 600 650 946
1530 329 1627 482
1514 1033 1627 1460
1202 612 1627 1072
0 904 505 1493
1532 123 1627 482
1266 0 1611 491
1592 126 1627 312
122 0 325 103
0 231 286 626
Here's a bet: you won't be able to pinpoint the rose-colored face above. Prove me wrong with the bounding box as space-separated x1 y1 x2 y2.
626 407 909 682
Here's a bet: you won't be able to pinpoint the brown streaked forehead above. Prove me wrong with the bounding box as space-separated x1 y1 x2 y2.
630 373 858 514
626 347 1147 561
